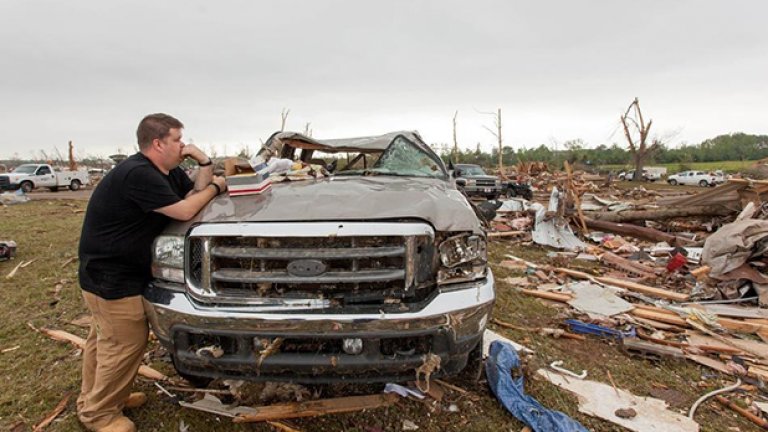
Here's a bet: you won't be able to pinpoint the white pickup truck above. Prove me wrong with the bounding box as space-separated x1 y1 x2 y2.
0 164 89 192
666 170 724 187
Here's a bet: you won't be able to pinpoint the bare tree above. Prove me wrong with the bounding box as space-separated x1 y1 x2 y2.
620 97 661 181
303 122 312 137
452 111 458 164
280 108 290 131
480 108 503 175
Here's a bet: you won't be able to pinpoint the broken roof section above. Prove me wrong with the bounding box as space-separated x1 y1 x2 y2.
274 130 429 154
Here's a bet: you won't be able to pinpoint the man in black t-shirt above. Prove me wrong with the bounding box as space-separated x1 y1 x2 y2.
77 114 227 432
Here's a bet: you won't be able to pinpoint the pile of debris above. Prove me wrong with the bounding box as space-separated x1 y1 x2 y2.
484 175 768 430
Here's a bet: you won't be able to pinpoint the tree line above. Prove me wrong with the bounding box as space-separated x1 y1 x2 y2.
433 132 768 169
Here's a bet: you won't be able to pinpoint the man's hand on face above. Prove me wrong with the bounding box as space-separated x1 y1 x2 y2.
181 144 209 164
212 175 228 193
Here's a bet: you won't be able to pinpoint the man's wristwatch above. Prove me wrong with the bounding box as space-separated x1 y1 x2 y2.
199 159 213 167
209 182 222 195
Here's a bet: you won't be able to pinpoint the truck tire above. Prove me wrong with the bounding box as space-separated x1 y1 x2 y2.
20 181 33 193
668 179 678 186
698 180 709 187
69 180 82 191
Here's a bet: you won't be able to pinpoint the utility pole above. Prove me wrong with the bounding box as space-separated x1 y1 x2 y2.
452 111 458 164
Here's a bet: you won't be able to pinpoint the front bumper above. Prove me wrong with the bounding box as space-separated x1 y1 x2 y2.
462 186 501 197
144 272 495 383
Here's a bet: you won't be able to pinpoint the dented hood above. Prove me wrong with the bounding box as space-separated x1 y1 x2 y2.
164 176 483 235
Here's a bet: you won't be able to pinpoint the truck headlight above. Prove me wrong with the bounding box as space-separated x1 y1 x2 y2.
467 179 476 186
152 235 184 283
438 234 487 285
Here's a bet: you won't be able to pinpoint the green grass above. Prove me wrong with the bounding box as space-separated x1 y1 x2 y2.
600 160 755 173
0 201 756 431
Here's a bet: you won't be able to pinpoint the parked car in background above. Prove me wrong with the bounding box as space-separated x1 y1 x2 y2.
667 170 721 187
617 169 649 181
617 166 666 182
453 164 502 199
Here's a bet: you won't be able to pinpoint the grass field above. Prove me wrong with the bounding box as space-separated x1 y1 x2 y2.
0 200 758 431
600 160 755 173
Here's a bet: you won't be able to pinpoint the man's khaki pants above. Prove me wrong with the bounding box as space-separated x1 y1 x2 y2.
77 291 148 430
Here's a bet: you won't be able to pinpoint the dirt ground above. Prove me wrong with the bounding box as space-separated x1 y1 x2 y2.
0 191 761 431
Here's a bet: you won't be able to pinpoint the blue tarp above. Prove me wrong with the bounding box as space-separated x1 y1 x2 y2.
485 340 588 432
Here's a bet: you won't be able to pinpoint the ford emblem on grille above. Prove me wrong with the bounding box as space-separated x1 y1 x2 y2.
286 259 328 277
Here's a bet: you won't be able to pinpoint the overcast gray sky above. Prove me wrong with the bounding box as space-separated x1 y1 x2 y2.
1 0 766 160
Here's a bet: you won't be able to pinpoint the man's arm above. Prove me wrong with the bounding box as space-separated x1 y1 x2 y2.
181 144 214 196
155 176 227 221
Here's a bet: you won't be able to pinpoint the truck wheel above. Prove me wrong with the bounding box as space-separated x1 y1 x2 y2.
69 180 82 191
20 181 33 193
668 179 678 186
698 180 709 187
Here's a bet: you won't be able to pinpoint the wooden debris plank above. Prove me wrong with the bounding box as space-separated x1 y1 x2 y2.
233 394 397 423
594 276 689 302
631 309 689 327
519 289 572 303
487 231 526 238
555 267 595 280
685 354 732 374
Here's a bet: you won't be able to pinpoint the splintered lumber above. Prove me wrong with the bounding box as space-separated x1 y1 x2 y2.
38 328 168 380
584 218 696 247
40 328 85 348
556 267 595 280
594 276 689 302
519 289 572 303
492 318 586 341
715 396 768 430
487 231 526 238
33 393 71 432
584 206 731 223
233 394 397 423
631 309 689 327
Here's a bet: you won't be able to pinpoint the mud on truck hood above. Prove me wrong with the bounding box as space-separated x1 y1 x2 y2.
164 176 483 235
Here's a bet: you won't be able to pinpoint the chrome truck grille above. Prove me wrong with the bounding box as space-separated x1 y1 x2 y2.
475 179 496 187
185 222 436 306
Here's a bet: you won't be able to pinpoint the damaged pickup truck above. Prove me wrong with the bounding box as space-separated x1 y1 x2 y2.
144 131 495 384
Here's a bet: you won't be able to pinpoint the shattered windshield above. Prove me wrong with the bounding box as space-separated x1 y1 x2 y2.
337 136 446 178
13 165 37 174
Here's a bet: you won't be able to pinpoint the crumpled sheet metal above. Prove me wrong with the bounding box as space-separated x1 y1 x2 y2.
580 194 633 212
702 219 768 278
485 341 588 432
498 198 531 212
537 369 699 432
532 187 587 251
166 176 483 235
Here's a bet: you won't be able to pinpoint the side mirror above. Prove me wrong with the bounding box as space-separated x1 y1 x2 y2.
455 178 467 187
